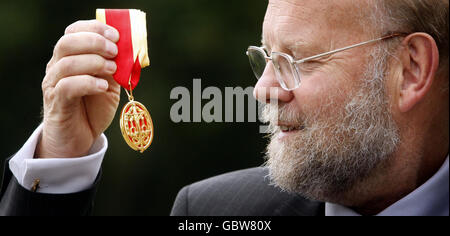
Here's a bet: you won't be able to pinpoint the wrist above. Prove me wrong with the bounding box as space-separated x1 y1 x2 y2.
35 130 92 159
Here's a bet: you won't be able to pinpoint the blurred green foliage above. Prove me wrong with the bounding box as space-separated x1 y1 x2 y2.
0 0 268 215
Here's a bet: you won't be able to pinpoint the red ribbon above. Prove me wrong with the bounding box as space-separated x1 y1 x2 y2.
105 9 141 91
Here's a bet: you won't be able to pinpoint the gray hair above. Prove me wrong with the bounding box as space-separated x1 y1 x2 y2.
373 0 449 80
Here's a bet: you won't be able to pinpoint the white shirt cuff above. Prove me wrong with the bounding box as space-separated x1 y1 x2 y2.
8 124 107 194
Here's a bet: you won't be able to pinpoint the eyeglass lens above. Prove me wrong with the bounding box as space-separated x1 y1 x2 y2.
272 53 298 90
247 48 267 79
247 48 299 90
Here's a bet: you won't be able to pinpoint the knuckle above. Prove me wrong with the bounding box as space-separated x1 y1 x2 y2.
43 88 55 102
43 65 57 89
52 58 66 79
54 78 70 99
58 57 72 71
91 34 106 50
41 78 48 91
64 23 75 34
46 60 53 73
93 55 106 71
56 75 95 100
88 76 98 88
53 35 68 55
65 20 84 34
54 59 68 78
92 21 104 34
79 76 96 97
53 43 60 56
64 24 74 34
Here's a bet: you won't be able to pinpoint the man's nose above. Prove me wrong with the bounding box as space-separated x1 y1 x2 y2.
253 61 294 104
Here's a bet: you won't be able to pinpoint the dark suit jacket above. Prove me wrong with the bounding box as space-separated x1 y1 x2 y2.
0 157 99 216
1 156 324 216
171 167 324 216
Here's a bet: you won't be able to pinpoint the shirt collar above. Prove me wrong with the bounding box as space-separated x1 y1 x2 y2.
326 156 449 216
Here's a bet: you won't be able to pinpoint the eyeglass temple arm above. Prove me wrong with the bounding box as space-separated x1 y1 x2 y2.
294 33 407 64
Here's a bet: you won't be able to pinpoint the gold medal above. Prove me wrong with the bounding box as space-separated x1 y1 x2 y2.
96 9 153 153
120 86 154 153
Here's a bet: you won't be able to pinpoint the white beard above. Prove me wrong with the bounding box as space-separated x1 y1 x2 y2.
262 48 400 202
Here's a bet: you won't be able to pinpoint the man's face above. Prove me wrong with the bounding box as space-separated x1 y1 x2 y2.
255 0 400 202
259 0 374 114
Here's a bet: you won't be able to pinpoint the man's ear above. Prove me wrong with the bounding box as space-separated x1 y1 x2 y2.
397 33 440 113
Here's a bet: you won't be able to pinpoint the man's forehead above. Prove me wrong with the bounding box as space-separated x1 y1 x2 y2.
265 0 370 16
265 0 357 23
263 0 371 52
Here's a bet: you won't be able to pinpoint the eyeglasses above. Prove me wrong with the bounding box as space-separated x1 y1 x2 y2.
246 33 406 91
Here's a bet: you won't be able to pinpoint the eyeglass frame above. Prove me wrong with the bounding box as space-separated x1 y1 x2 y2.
246 33 408 91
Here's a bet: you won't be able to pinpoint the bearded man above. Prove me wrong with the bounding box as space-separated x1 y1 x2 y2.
1 0 448 216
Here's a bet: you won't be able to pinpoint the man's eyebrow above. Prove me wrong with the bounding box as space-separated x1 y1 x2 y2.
287 41 307 52
261 37 320 58
261 37 267 48
287 41 318 58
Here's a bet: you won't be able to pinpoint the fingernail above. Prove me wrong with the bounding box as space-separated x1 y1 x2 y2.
105 61 117 73
106 42 118 56
96 79 109 90
104 29 119 42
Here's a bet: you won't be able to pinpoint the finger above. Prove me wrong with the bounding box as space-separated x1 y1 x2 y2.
47 20 119 73
44 54 116 89
65 20 120 43
53 32 118 62
53 75 109 102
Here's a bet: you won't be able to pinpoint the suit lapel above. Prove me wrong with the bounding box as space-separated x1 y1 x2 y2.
273 196 325 216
